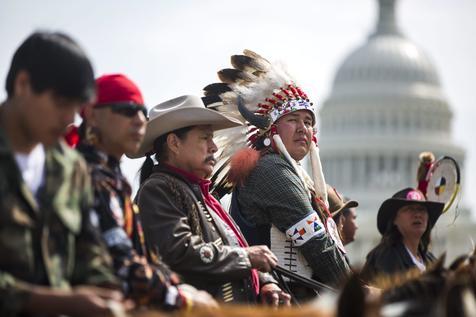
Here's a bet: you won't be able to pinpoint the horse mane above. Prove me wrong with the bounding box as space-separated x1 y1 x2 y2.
444 249 476 317
370 267 423 292
133 248 476 317
336 273 380 317
381 254 447 304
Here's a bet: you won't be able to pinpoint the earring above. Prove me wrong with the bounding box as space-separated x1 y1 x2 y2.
85 125 99 146
263 137 271 147
263 124 278 147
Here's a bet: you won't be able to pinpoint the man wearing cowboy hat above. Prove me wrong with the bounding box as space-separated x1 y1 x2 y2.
340 198 359 246
328 185 359 248
361 188 444 282
131 95 290 305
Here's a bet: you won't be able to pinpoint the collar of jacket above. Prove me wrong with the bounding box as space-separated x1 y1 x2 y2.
0 123 40 213
395 240 432 269
77 142 121 172
152 164 205 201
44 142 84 234
0 124 83 234
161 163 214 195
77 141 131 197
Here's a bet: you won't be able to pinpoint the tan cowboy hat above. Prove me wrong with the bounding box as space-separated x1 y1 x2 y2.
129 95 242 158
327 184 359 218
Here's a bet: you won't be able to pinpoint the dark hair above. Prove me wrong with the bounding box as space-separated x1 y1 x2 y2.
139 126 194 184
5 31 95 102
372 210 432 260
381 222 404 247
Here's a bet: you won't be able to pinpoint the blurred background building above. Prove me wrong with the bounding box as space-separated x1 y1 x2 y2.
318 0 474 265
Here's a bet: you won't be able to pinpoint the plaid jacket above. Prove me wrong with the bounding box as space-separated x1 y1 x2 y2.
0 126 117 317
77 142 183 308
77 143 146 269
235 152 350 286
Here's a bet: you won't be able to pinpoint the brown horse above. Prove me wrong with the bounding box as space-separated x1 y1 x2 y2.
130 250 476 317
336 250 476 317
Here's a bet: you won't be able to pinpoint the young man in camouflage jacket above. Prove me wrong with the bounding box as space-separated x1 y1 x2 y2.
0 32 125 317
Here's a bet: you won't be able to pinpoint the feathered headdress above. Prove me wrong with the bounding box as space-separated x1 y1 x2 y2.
203 50 327 205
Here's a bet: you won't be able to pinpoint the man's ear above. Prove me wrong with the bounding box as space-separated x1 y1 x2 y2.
166 133 180 156
13 70 32 97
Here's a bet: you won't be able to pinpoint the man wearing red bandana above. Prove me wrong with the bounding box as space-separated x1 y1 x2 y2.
75 74 217 310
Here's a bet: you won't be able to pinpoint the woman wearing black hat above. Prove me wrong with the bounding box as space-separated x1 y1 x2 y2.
361 188 444 282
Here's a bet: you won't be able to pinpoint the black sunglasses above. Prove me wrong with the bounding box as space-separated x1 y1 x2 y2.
97 103 147 118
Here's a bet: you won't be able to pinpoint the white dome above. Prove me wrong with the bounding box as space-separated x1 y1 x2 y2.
319 0 465 195
333 35 440 87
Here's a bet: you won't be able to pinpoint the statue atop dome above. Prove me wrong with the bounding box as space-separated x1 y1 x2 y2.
370 0 402 38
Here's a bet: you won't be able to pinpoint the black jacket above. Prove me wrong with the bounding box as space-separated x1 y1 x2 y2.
361 240 435 283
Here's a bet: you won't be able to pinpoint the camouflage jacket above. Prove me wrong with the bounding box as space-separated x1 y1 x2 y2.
77 142 184 309
0 126 117 316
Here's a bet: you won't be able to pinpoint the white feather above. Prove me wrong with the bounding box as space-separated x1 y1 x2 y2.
310 142 328 206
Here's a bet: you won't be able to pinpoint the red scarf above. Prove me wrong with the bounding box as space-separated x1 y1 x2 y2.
164 164 260 296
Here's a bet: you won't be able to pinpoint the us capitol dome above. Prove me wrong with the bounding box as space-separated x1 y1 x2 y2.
318 0 471 264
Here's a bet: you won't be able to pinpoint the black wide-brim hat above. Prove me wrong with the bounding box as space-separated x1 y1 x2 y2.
377 187 444 235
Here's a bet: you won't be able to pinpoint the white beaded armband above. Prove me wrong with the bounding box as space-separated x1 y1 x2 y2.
285 212 325 247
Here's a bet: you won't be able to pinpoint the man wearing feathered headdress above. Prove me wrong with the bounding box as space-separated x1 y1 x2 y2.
203 50 351 298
